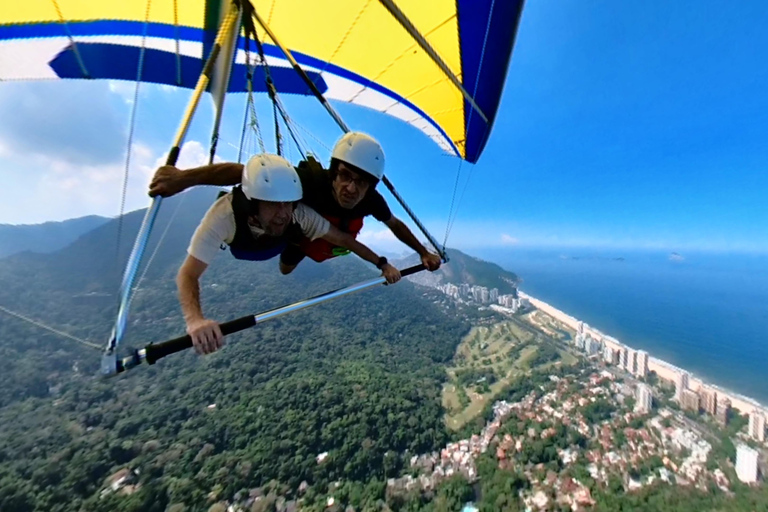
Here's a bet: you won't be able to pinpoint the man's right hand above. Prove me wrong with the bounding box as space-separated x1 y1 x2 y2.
381 263 402 285
149 166 187 197
186 318 224 355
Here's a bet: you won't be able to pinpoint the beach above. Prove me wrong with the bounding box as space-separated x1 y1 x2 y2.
519 291 768 423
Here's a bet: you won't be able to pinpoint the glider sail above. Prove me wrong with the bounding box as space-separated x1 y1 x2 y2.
0 0 523 162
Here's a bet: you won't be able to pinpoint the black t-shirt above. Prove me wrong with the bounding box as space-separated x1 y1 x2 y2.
295 161 392 223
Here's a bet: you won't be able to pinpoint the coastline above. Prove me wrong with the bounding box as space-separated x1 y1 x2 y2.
518 290 768 422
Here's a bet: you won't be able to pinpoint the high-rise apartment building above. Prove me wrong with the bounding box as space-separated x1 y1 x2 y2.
626 349 636 374
635 384 653 414
716 398 731 425
736 444 759 483
636 350 649 378
603 346 616 365
675 372 690 401
681 389 700 412
700 389 717 416
749 411 766 442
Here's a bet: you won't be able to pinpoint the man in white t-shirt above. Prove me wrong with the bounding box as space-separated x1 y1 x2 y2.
178 154 401 355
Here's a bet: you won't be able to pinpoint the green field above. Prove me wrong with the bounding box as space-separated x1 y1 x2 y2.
443 318 576 430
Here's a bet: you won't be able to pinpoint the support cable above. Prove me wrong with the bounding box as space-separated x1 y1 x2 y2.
443 0 497 245
51 0 89 78
377 0 488 124
115 0 153 263
442 157 464 249
0 304 101 351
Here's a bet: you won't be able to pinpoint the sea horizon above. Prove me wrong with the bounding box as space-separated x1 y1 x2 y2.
477 247 768 407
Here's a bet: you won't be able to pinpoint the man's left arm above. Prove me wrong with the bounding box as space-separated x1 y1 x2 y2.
294 203 401 283
322 227 401 284
383 216 442 271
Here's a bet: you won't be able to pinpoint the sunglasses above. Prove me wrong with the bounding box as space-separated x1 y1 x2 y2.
336 168 369 189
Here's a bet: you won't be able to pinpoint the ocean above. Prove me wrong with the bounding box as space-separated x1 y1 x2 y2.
478 248 768 405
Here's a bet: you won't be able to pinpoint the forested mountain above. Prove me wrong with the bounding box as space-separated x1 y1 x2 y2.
0 215 109 258
403 249 518 294
0 193 474 511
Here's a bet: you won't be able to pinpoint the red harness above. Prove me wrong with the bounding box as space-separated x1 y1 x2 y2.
299 216 364 262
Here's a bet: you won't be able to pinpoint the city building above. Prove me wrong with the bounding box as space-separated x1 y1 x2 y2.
584 336 600 355
736 444 759 483
636 350 649 378
489 288 499 302
716 398 731 425
439 283 460 300
749 411 766 442
675 372 690 401
584 336 593 354
625 349 636 374
700 389 717 416
498 295 516 308
603 346 616 365
618 348 627 369
459 284 470 298
681 389 700 412
635 384 653 414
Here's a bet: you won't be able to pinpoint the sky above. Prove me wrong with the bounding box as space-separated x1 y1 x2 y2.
1 0 767 255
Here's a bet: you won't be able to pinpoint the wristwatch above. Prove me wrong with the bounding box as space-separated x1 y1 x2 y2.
376 256 388 270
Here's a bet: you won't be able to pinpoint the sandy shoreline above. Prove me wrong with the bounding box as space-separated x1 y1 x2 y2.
518 291 768 422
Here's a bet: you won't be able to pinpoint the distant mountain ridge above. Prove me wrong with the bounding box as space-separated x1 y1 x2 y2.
0 215 110 259
400 248 518 294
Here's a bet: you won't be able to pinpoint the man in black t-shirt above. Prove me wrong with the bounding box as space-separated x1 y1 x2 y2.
149 132 442 274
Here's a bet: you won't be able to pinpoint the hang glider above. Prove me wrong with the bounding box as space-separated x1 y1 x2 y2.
0 0 525 374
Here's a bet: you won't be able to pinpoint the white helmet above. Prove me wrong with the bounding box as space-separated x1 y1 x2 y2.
242 153 302 202
331 132 385 180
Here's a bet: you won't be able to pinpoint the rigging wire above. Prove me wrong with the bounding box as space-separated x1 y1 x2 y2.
442 156 464 249
115 0 153 263
251 30 308 159
132 194 187 298
173 0 182 85
292 118 331 154
51 0 89 78
241 27 267 156
0 304 101 351
442 0 497 246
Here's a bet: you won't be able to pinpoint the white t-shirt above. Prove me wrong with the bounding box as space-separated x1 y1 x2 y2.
188 194 330 264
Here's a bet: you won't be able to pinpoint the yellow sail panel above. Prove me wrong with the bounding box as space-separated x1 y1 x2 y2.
253 0 464 156
2 0 207 29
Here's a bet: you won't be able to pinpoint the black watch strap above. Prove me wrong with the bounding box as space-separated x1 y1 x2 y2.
376 256 388 270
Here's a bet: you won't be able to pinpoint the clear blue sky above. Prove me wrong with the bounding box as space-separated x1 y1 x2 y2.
1 0 766 253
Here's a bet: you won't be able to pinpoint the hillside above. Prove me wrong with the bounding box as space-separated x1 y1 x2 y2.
402 248 518 294
0 215 109 259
